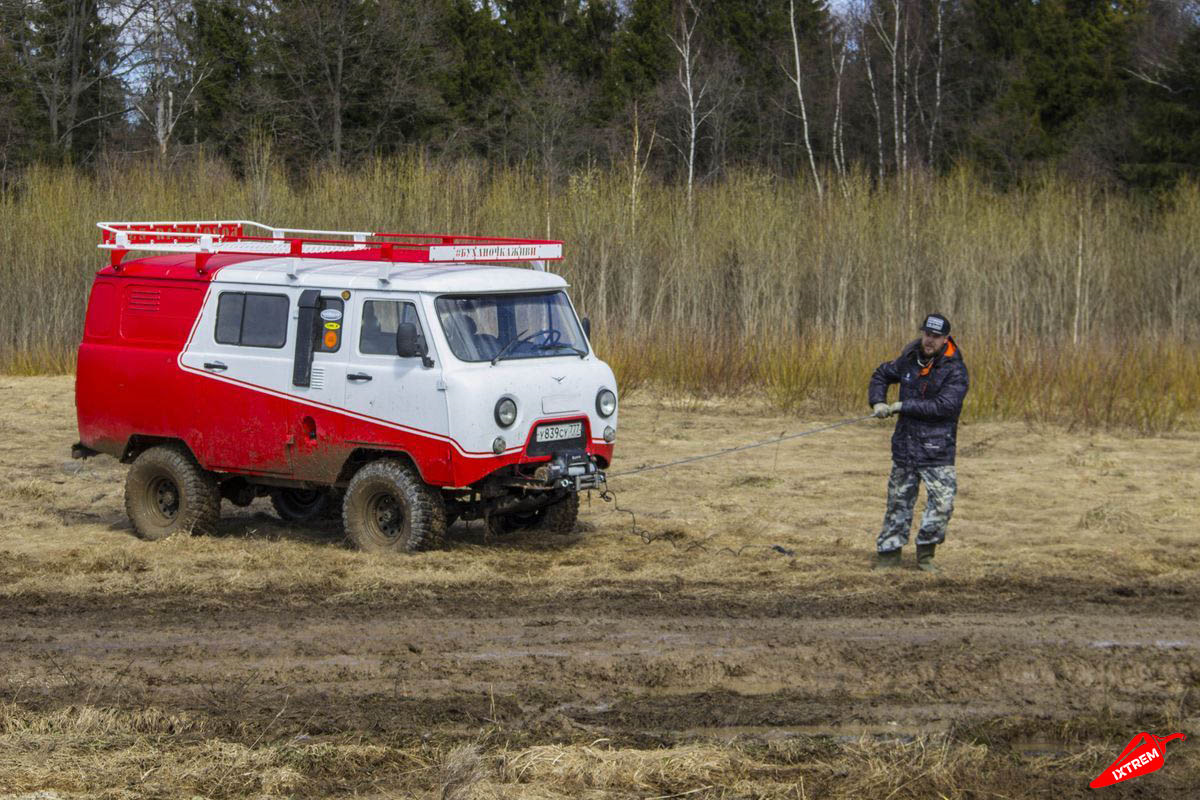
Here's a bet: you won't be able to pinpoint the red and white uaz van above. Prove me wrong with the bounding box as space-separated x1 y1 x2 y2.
74 221 616 551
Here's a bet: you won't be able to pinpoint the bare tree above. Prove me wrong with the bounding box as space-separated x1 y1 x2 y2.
1125 0 1200 92
11 0 150 156
784 0 821 199
267 0 441 164
843 0 885 182
869 0 922 182
627 101 656 238
667 0 716 216
829 20 849 191
511 65 590 186
927 0 944 166
132 0 209 159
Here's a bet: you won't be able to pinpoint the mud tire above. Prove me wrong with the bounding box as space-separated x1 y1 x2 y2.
485 492 579 536
124 445 220 540
270 488 333 523
342 460 445 552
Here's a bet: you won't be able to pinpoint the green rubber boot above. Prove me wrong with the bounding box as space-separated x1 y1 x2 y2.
916 543 939 573
873 549 902 570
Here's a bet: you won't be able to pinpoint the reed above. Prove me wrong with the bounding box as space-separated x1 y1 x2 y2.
1 157 1197 430
598 331 1200 434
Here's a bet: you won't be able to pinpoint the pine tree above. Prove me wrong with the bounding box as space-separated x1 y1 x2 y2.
186 0 259 162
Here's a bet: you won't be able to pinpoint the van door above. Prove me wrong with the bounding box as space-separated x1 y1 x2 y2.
181 286 296 475
286 291 350 480
342 296 449 469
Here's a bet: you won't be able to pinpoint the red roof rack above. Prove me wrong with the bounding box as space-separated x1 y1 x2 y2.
97 220 564 274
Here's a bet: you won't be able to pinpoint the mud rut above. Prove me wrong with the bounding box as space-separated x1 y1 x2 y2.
5 578 1197 750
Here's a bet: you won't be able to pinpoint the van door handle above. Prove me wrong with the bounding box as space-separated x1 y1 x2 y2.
347 372 373 382
203 361 228 371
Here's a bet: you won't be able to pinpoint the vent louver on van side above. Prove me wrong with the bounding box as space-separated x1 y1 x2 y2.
309 367 325 389
127 288 161 312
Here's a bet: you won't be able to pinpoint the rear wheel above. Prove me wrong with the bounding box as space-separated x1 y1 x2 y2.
342 460 446 552
124 445 220 540
485 492 579 537
270 488 333 523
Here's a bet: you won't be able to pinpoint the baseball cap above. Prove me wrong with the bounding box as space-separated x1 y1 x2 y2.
920 313 950 336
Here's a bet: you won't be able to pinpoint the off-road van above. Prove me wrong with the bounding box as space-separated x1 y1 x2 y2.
73 221 616 551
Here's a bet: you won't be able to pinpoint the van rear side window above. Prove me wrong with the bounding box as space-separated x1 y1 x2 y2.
215 292 288 348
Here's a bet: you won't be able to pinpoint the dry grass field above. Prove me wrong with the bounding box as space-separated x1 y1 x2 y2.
1 375 1198 798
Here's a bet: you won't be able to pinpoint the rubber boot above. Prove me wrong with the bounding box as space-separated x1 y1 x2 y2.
873 549 902 570
916 543 939 573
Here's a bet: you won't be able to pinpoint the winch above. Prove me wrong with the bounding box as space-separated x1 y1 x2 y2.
534 450 606 490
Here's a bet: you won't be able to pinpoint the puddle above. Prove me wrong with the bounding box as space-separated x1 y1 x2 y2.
1089 640 1194 650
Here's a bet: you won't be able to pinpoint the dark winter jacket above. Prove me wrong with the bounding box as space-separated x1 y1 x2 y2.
868 337 969 467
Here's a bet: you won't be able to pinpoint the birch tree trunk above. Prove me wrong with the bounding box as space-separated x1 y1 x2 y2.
787 0 822 199
668 0 714 217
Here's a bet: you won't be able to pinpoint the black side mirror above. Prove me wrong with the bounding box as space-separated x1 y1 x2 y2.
581 317 591 339
396 322 422 357
397 321 434 368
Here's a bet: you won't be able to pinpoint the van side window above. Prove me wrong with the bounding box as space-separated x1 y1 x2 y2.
215 292 288 348
360 300 422 355
316 297 344 353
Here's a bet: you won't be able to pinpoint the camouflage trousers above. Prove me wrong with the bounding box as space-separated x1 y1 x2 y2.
876 464 957 553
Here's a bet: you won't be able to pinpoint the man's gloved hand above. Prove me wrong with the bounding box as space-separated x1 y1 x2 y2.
889 401 904 415
872 402 891 419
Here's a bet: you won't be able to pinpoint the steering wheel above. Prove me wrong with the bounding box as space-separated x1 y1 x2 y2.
526 328 561 347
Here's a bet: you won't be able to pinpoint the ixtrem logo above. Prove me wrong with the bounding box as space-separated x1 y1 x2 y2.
1089 732 1186 789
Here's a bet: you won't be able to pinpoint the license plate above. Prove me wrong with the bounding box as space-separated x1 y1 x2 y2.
536 422 583 443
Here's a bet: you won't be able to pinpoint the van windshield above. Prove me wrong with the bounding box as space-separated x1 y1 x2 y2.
435 292 588 363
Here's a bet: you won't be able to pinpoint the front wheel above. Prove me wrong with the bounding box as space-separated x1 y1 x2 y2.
342 460 446 552
485 492 579 536
124 445 220 540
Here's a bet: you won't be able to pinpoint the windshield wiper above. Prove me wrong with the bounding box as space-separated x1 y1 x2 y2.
536 342 587 358
491 328 530 365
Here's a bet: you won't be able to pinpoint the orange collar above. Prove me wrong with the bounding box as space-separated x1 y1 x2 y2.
919 339 955 376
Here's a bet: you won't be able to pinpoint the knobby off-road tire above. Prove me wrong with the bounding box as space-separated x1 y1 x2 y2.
270 488 333 523
124 445 220 541
342 460 446 552
485 492 580 537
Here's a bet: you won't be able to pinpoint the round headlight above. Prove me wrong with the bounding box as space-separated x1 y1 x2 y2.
495 397 517 427
492 436 506 454
596 389 616 418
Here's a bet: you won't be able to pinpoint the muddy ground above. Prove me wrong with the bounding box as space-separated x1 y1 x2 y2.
0 376 1197 798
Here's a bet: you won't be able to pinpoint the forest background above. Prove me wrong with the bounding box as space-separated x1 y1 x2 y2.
2 0 1199 431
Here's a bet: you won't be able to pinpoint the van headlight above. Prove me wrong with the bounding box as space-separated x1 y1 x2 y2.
596 388 616 418
495 397 517 427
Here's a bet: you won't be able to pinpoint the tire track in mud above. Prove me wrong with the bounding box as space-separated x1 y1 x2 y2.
2 570 1197 620
3 593 1197 749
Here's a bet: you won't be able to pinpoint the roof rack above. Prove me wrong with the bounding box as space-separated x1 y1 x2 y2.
97 220 564 281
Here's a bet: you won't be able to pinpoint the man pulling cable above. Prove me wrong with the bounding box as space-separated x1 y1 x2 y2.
868 313 970 572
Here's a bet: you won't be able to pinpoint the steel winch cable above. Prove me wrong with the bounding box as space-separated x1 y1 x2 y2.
603 413 876 480
593 412 876 556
